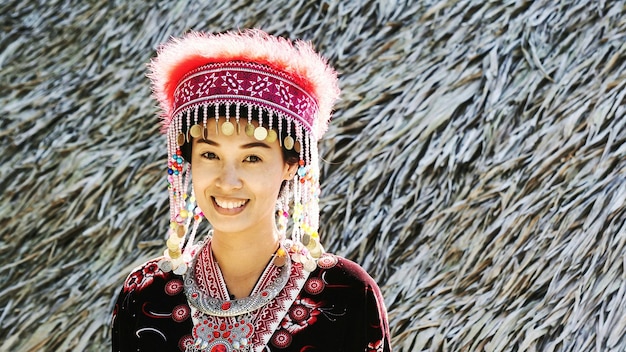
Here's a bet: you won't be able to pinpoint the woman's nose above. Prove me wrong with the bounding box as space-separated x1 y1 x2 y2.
215 163 243 190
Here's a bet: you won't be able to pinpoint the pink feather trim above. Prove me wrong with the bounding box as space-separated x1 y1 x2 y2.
148 29 340 139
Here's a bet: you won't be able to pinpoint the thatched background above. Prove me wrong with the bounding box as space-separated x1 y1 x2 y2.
1 0 625 351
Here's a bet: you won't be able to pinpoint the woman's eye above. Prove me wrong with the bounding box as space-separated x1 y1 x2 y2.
244 155 261 163
201 152 218 160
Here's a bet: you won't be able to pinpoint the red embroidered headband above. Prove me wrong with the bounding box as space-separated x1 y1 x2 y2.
172 62 318 132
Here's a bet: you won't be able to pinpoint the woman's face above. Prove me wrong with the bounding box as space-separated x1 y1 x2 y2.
191 119 295 237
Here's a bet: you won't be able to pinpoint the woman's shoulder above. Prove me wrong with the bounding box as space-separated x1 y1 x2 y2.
314 253 379 288
119 257 183 296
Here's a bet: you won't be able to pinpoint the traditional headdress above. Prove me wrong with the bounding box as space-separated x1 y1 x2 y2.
149 29 340 274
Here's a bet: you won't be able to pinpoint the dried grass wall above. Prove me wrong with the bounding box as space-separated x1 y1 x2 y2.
1 1 625 351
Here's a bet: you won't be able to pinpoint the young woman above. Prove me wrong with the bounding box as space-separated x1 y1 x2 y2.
111 29 391 352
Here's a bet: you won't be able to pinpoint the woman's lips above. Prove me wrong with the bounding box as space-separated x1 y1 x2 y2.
212 197 248 215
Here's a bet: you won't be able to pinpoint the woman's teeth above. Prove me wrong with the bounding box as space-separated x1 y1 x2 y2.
214 198 246 209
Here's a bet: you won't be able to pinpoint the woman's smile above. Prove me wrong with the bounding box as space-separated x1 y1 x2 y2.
212 197 249 214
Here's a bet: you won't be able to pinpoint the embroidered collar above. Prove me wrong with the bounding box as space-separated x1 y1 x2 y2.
183 239 310 352
184 241 292 317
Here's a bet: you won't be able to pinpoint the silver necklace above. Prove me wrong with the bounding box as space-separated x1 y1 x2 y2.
183 241 291 351
185 312 255 351
184 242 291 317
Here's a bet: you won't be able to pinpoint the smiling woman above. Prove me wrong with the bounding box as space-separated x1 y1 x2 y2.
111 29 391 352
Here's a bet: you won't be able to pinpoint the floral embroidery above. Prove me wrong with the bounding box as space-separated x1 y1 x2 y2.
316 254 338 269
123 271 144 293
281 298 323 334
123 261 167 293
179 334 194 351
270 329 292 348
304 277 325 295
172 304 190 322
165 279 184 296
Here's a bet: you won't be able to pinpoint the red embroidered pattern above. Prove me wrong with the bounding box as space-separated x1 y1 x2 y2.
173 62 318 133
316 253 338 269
304 277 325 295
165 279 184 296
179 334 194 351
251 262 308 350
270 329 292 348
172 304 190 322
281 298 323 334
194 242 229 300
123 261 167 293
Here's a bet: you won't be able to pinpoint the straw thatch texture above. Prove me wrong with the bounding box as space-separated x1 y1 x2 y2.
1 0 624 351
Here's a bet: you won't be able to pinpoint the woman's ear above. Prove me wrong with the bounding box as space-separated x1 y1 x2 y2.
284 162 298 181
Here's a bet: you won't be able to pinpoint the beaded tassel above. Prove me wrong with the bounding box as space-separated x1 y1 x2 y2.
161 112 205 274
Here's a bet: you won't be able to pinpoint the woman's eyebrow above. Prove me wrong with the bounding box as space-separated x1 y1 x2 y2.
241 142 271 149
196 139 270 149
197 139 219 146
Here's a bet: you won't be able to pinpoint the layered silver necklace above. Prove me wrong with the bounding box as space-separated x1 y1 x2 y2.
184 241 291 352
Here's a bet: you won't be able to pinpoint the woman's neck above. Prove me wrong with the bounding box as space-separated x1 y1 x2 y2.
209 229 280 298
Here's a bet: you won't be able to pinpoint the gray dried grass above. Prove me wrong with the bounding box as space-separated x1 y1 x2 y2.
1 0 624 351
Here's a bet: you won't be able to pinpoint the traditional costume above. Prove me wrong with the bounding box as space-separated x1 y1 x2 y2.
111 29 391 352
